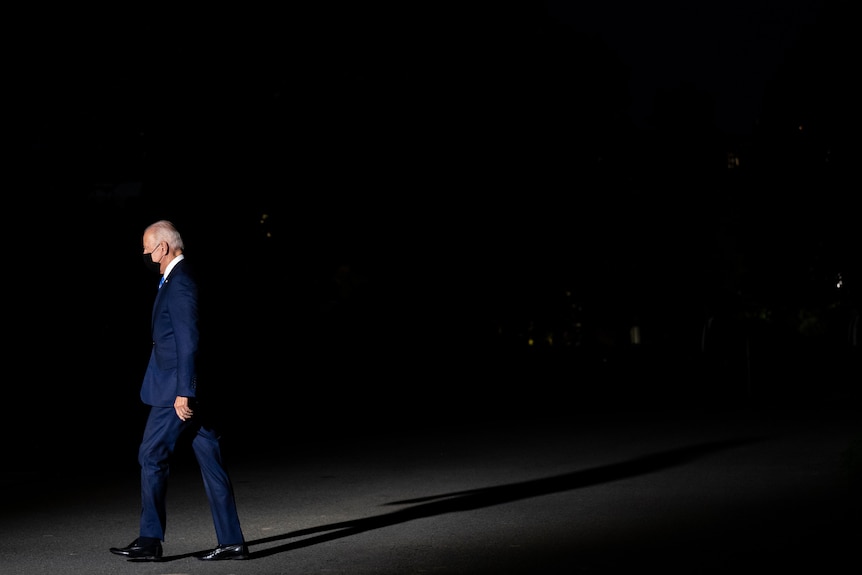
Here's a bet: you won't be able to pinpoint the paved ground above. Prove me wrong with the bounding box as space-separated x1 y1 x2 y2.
2 397 860 574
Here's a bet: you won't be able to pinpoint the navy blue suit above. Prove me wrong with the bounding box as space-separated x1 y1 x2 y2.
138 258 244 545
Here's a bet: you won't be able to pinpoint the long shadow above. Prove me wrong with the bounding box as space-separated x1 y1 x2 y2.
158 436 759 561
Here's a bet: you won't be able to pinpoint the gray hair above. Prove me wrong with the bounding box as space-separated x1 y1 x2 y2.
145 220 185 250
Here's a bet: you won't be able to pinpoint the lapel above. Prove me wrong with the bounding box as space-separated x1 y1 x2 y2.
152 272 170 326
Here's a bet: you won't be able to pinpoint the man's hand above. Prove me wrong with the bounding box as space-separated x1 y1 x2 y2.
174 396 194 421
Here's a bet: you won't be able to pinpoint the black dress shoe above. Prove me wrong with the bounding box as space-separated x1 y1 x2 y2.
196 543 249 561
109 538 163 560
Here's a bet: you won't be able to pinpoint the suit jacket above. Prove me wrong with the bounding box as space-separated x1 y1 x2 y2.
140 259 199 407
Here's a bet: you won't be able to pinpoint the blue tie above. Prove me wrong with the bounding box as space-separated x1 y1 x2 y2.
159 276 165 289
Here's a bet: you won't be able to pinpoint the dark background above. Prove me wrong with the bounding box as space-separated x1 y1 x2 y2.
8 2 860 469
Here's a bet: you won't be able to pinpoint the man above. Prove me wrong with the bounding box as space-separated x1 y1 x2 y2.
110 220 248 561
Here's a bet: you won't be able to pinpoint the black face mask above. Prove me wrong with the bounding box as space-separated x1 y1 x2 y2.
142 250 162 274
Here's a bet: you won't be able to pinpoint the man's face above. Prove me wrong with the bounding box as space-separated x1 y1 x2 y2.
142 234 165 273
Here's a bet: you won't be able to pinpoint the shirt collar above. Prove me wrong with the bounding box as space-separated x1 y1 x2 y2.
162 254 184 282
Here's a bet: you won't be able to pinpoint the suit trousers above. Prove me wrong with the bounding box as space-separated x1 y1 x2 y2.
138 405 244 545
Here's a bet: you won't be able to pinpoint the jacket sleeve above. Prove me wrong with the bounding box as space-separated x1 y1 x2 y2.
166 270 200 399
